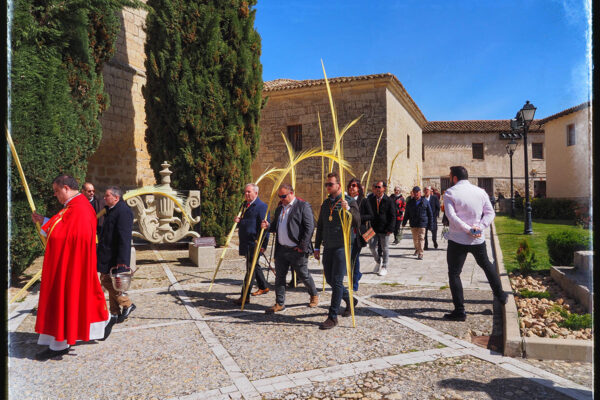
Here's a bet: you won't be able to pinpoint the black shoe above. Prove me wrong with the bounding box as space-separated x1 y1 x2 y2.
342 298 359 317
434 242 438 249
495 293 508 305
117 304 136 323
392 240 399 245
35 347 70 361
101 314 119 341
443 311 466 321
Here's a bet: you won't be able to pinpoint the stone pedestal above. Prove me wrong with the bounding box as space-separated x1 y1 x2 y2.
189 242 216 268
550 251 593 313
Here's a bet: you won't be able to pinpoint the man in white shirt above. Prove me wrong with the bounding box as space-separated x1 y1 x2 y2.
443 166 507 321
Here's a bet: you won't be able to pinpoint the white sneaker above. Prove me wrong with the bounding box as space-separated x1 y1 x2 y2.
378 267 388 276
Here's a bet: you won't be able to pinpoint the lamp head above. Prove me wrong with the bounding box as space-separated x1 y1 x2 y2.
520 100 536 123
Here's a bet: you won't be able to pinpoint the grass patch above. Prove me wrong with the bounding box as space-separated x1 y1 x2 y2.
494 215 588 273
518 289 550 299
439 285 449 290
381 282 400 287
435 343 447 348
548 304 592 330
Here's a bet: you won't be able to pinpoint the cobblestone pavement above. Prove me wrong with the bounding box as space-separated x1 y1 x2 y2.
7 228 593 399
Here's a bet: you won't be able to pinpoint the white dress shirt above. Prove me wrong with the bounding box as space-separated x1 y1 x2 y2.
443 180 495 245
277 197 297 247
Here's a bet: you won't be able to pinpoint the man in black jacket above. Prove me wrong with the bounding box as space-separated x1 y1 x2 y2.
97 186 135 334
261 184 318 313
402 186 434 260
366 181 396 276
424 186 440 250
314 173 361 330
82 181 105 228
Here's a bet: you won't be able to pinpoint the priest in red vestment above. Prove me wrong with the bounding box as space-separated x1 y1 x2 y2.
31 175 110 360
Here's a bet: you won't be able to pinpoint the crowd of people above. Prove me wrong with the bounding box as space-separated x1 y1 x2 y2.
235 166 507 329
29 165 507 362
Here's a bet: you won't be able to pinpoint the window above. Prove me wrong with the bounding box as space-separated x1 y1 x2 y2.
477 178 493 196
422 143 425 161
472 143 484 159
440 177 451 192
407 135 410 159
567 124 576 146
532 143 543 159
287 124 302 152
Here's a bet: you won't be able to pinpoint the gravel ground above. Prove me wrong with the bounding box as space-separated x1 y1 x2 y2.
262 355 574 400
363 287 500 341
9 324 231 400
521 358 593 389
207 290 440 381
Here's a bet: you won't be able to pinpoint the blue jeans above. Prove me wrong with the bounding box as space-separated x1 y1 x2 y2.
322 246 350 319
350 241 362 291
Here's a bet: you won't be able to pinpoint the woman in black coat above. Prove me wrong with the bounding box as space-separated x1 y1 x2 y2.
347 178 374 291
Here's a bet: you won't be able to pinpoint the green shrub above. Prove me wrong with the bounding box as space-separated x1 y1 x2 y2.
516 239 537 273
531 198 577 220
546 230 592 266
559 313 592 330
518 289 550 299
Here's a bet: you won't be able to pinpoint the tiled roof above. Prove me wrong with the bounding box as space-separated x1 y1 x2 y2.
263 73 427 126
537 101 591 124
424 120 544 133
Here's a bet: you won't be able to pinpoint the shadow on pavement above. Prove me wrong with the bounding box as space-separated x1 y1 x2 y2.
438 377 588 399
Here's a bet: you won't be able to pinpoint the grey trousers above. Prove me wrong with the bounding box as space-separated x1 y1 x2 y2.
274 246 318 305
368 233 389 266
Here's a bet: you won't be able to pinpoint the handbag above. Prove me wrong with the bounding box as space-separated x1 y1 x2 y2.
361 224 376 244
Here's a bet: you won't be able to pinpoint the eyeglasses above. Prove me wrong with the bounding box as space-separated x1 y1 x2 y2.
350 183 358 188
373 185 382 189
325 182 336 187
278 194 288 199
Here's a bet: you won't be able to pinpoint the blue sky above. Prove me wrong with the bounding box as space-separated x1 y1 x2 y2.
254 1 591 121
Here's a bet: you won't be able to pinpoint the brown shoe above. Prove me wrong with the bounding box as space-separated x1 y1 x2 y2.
234 297 250 306
308 295 319 307
251 288 270 296
342 298 358 317
319 316 338 330
265 304 285 314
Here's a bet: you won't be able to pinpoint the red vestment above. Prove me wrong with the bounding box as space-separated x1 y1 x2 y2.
35 194 108 344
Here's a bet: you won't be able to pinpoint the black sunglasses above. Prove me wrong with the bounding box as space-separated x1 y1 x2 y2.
373 185 382 189
279 194 288 199
349 183 358 188
325 182 336 187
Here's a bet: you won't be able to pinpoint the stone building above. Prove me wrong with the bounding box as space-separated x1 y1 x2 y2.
253 74 427 210
86 4 154 190
542 102 592 201
422 120 546 197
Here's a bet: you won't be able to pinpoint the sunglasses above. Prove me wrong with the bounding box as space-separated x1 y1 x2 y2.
279 194 288 199
373 185 382 189
349 183 358 188
325 182 336 187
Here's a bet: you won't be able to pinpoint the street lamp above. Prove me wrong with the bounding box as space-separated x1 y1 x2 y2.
505 139 518 218
512 100 536 234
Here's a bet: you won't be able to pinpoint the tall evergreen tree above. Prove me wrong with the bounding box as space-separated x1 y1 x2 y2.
143 0 263 244
9 0 137 277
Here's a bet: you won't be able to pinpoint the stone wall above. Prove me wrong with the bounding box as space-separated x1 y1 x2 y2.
252 83 388 212
544 107 592 198
86 4 155 193
422 131 546 197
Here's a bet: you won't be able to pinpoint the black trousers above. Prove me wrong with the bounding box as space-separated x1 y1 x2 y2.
240 254 268 299
424 225 438 248
447 240 503 314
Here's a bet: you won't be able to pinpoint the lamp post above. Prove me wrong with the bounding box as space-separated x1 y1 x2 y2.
505 139 518 218
511 100 536 234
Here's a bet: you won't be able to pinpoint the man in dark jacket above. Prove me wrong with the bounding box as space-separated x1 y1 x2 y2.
402 186 434 260
424 186 440 250
366 181 396 276
234 183 270 305
314 172 360 329
261 184 318 314
97 186 135 332
82 181 105 229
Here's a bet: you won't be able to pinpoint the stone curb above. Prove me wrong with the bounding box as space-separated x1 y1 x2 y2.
490 222 593 362
489 221 523 357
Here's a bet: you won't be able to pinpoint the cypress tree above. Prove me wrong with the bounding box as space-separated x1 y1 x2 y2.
9 0 138 277
143 0 263 245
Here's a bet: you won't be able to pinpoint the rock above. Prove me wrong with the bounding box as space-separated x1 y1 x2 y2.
522 318 534 328
342 394 362 399
362 392 381 399
543 328 554 337
557 298 564 305
386 394 404 400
